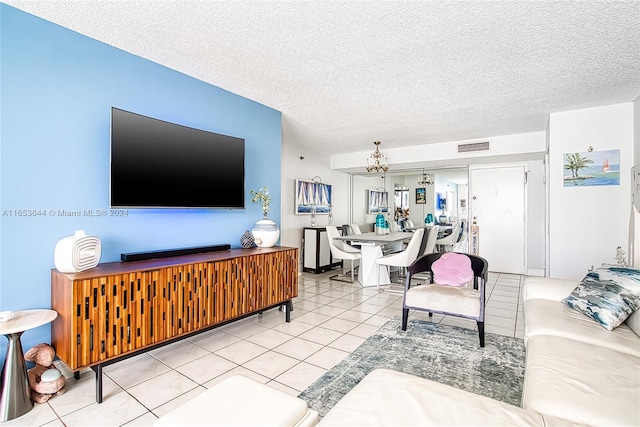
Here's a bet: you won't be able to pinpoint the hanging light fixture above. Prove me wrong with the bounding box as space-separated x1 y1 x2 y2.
366 141 389 173
417 169 434 186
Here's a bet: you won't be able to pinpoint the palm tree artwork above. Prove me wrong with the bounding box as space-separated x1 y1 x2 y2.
564 153 594 180
563 149 620 187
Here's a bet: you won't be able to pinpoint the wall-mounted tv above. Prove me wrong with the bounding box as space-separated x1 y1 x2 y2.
110 108 245 209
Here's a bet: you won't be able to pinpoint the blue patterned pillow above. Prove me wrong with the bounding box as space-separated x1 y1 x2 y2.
562 264 640 330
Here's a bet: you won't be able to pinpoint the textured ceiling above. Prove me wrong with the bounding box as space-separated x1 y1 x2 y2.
4 0 640 156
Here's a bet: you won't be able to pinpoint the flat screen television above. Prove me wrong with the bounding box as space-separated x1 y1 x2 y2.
110 108 245 209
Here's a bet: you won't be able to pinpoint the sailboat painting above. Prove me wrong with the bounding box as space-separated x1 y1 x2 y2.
368 189 389 214
295 179 333 214
563 149 620 187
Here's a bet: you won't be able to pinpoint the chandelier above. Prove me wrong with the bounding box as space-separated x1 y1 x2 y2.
366 141 389 173
417 169 434 186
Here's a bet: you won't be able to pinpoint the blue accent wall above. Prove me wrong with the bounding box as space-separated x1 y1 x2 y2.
0 5 282 360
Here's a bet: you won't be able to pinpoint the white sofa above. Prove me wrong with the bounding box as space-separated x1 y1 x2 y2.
521 277 640 426
317 276 640 426
317 368 574 426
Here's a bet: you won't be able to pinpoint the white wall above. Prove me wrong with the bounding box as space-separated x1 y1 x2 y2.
526 159 546 275
352 174 385 228
635 96 640 167
280 119 351 266
331 132 546 171
549 103 634 280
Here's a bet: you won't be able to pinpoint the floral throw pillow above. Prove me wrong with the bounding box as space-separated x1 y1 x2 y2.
562 264 640 330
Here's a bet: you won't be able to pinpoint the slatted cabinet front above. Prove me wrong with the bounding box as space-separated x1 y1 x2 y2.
52 248 298 371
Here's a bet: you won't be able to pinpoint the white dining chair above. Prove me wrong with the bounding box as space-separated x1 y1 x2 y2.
326 225 361 283
436 222 461 252
422 225 439 255
375 228 424 291
350 224 362 234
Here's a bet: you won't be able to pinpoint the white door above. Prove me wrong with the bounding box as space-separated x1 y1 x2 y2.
470 166 525 274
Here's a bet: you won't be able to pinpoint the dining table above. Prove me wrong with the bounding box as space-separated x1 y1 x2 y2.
334 231 408 287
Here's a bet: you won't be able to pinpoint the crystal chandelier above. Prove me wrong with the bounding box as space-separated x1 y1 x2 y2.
366 141 389 173
417 169 434 186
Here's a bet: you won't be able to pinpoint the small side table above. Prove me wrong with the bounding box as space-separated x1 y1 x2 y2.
0 309 58 421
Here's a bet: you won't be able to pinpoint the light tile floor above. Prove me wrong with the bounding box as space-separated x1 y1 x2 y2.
6 270 525 426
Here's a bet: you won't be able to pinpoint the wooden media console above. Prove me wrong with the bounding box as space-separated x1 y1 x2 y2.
50 246 298 402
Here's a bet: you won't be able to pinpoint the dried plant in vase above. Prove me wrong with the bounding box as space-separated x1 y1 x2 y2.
249 186 280 248
250 186 271 219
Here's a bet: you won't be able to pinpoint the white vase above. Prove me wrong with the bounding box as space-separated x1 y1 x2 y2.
251 218 280 248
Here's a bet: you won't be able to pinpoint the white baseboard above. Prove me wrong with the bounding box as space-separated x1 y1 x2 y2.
527 268 545 277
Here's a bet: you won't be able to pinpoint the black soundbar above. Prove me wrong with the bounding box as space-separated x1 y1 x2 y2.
121 244 231 262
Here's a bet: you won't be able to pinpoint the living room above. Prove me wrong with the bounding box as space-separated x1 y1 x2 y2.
1 2 639 426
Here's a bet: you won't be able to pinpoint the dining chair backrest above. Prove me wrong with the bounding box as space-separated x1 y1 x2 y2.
406 219 415 228
351 224 362 234
326 225 351 255
402 228 425 264
417 227 430 257
341 224 353 236
457 221 466 242
436 221 461 246
326 225 340 246
421 225 439 255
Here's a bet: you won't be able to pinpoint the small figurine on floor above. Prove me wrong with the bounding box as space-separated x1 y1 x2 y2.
615 246 628 267
24 343 66 403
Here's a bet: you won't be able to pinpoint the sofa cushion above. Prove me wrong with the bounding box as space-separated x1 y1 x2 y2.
524 298 640 356
154 375 316 427
522 335 640 427
626 309 640 338
405 284 480 318
562 264 640 330
522 277 576 302
318 368 575 427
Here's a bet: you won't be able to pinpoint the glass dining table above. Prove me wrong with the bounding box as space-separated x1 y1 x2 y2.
334 231 408 287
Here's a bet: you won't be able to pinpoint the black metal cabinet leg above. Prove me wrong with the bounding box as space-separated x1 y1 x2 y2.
91 364 103 403
285 300 293 323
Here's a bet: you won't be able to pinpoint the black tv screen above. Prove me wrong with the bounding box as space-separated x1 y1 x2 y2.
110 108 245 209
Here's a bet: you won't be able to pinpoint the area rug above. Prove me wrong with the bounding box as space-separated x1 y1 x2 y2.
298 317 526 418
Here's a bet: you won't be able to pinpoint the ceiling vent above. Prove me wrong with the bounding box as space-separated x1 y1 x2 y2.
458 141 490 153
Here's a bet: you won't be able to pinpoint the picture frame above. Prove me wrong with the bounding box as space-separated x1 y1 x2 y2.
563 149 620 187
415 187 426 204
436 192 447 210
367 189 389 214
295 179 333 214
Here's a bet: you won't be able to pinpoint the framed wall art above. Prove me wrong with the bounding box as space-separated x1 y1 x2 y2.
367 189 389 214
415 187 426 204
295 179 333 214
563 149 620 187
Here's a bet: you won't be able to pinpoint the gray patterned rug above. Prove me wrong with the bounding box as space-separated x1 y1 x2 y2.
298 317 526 418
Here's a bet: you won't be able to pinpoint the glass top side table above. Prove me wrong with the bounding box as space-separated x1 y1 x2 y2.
0 309 58 421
